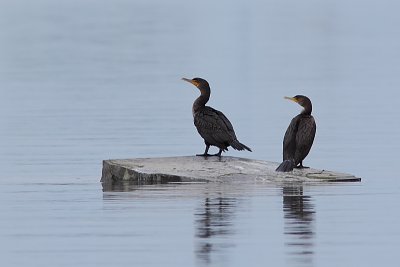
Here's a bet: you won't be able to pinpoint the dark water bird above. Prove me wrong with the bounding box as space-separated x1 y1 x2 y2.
182 77 252 157
276 95 316 172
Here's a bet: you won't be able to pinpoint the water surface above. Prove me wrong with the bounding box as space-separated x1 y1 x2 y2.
1 0 400 266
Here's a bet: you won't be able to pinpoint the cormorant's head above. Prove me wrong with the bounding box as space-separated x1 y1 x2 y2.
182 77 210 92
284 95 311 106
284 95 312 114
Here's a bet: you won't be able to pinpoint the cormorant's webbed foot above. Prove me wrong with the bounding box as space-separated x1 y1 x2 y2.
294 162 310 169
196 153 212 157
294 166 310 169
196 145 211 157
213 149 223 158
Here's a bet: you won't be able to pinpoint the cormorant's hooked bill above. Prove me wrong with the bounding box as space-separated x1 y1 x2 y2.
182 77 195 85
284 96 298 102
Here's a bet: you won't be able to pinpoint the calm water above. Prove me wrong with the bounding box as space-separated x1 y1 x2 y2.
1 0 400 266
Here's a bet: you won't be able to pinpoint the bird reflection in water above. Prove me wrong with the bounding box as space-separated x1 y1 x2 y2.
195 197 237 265
283 185 315 265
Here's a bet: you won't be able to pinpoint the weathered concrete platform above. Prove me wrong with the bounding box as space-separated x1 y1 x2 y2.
101 156 361 184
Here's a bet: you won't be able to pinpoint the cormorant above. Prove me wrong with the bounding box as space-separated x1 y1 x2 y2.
182 77 252 157
276 95 316 172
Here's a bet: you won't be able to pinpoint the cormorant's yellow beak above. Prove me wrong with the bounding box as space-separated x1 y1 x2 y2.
182 78 199 87
284 96 298 103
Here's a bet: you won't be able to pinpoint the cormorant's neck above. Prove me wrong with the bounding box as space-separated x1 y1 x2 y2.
192 88 210 114
301 103 312 115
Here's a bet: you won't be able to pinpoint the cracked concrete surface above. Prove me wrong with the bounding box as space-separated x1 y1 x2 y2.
101 156 361 184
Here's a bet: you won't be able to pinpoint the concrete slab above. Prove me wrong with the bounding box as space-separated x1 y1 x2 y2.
101 156 361 184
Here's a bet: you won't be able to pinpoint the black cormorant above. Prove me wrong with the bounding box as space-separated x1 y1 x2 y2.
182 77 252 157
276 95 316 172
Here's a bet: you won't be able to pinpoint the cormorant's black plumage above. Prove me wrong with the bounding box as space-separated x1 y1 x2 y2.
276 95 316 172
182 77 252 157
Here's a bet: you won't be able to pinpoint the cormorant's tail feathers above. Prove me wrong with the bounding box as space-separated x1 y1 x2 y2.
275 160 295 172
231 140 252 152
